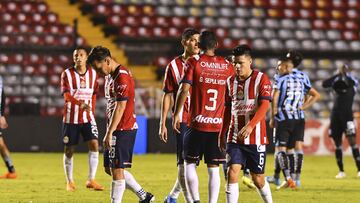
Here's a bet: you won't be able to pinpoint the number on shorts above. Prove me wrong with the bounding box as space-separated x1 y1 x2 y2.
258 153 265 170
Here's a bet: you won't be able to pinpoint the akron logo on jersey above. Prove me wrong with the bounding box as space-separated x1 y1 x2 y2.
63 136 69 144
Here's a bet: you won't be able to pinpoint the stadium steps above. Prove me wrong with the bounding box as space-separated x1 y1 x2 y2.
45 0 160 87
131 65 162 88
45 0 128 66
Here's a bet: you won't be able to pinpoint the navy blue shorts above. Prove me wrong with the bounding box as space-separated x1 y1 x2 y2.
276 119 304 148
226 143 266 174
62 122 99 146
176 123 187 165
183 128 225 165
104 130 137 169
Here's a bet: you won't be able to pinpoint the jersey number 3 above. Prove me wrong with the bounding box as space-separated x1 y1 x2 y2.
205 89 218 111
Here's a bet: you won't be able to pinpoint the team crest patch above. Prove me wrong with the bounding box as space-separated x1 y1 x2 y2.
63 136 69 144
80 80 86 88
237 84 244 100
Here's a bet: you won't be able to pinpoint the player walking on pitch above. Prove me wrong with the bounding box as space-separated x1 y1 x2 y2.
88 46 154 203
219 45 273 203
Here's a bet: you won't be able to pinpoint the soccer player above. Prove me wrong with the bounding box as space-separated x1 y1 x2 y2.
269 51 320 189
0 76 16 179
173 30 234 203
219 45 273 203
225 54 256 190
87 46 154 203
159 28 199 203
60 47 104 191
322 64 360 179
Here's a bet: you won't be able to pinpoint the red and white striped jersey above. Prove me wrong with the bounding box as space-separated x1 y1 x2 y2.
182 54 234 132
162 55 190 123
105 65 137 131
61 67 98 124
226 70 272 145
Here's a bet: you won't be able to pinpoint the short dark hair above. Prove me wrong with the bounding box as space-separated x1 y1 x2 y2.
279 50 303 67
232 44 252 57
74 46 89 54
182 28 199 40
199 30 217 51
87 46 111 65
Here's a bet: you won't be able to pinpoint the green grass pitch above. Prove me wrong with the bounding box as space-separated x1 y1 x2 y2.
0 153 360 202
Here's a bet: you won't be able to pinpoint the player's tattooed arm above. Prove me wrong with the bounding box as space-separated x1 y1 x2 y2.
173 83 190 133
219 105 231 152
269 89 279 128
159 92 173 143
104 101 126 150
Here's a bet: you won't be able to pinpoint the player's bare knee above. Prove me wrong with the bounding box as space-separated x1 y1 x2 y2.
88 139 99 152
112 168 125 180
251 173 265 188
64 147 74 158
227 165 240 183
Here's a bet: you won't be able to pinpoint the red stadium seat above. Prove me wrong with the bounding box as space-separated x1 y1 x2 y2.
329 20 345 30
235 0 253 7
343 30 358 40
120 26 138 37
345 20 359 30
152 27 168 37
137 27 153 38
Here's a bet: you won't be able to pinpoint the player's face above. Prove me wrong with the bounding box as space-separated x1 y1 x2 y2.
73 49 87 67
91 58 110 76
277 60 288 75
183 34 200 55
233 55 252 78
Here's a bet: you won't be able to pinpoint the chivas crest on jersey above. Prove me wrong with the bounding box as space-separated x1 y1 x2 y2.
80 77 86 88
236 84 244 100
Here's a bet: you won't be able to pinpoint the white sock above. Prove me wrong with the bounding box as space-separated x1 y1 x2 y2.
111 180 125 203
185 162 200 201
169 179 181 199
179 164 193 203
63 154 73 182
124 170 146 200
256 181 273 203
226 183 239 203
208 167 221 203
88 151 99 180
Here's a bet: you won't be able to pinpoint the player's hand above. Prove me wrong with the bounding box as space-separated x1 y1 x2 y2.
172 115 181 134
0 116 8 129
218 134 226 153
104 167 112 176
238 125 253 141
103 132 113 151
159 124 168 143
80 102 91 112
299 106 305 110
269 118 275 129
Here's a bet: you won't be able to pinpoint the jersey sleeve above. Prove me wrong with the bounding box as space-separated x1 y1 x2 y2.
93 75 99 95
225 76 232 106
61 71 70 94
259 74 272 101
115 74 130 101
181 58 195 85
162 64 176 93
